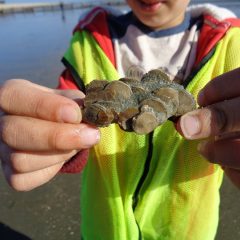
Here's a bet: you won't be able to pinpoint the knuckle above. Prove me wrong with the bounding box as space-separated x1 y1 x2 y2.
33 92 65 121
210 99 240 134
0 81 12 111
48 127 65 150
0 117 10 141
208 106 228 134
203 98 240 137
214 106 226 127
0 80 26 112
33 96 47 119
10 152 28 173
199 87 212 107
0 116 18 148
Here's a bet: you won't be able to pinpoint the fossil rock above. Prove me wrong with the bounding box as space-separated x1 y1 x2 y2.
82 70 196 134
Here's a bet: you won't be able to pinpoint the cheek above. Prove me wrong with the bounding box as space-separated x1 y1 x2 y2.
171 0 190 12
126 0 135 8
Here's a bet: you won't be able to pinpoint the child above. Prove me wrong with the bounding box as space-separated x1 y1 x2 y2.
1 0 240 239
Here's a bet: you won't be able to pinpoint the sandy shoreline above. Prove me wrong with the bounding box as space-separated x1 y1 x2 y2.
0 2 84 13
0 1 125 14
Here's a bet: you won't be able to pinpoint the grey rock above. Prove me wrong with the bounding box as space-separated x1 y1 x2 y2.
82 70 196 134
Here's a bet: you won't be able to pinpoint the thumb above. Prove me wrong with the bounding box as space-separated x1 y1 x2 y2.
178 97 240 140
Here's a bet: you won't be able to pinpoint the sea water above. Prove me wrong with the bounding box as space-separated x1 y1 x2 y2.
0 1 240 86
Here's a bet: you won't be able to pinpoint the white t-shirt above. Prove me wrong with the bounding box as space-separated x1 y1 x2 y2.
107 3 236 84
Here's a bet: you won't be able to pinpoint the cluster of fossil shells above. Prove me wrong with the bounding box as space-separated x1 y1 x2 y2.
82 70 196 134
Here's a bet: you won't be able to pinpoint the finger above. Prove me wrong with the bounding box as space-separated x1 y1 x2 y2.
198 68 240 107
197 138 240 169
55 88 85 100
11 150 78 173
2 161 64 191
0 143 78 173
0 116 100 151
216 131 240 140
179 97 240 139
0 80 84 123
224 167 240 189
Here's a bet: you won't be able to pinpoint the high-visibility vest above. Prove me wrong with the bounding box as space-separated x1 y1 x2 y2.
62 8 240 240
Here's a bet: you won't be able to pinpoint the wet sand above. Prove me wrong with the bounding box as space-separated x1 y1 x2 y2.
0 172 81 239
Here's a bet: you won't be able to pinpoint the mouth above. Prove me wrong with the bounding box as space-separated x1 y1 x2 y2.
138 0 165 12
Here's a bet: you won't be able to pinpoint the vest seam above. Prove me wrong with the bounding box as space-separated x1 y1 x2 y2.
183 46 217 88
61 57 86 92
132 132 153 210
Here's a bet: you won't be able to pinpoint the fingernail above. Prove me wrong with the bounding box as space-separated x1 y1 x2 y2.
78 126 100 147
181 114 201 138
60 105 80 123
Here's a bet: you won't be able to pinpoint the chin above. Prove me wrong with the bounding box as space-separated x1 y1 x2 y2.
140 16 166 30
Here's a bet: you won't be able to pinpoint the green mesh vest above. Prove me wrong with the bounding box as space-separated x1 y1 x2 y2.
63 26 240 240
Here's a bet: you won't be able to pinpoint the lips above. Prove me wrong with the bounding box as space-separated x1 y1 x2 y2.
138 0 164 12
140 0 162 4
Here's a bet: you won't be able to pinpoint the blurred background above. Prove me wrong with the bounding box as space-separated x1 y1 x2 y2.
0 0 240 239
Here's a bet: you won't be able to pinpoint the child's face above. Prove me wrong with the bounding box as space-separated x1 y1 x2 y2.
126 0 190 30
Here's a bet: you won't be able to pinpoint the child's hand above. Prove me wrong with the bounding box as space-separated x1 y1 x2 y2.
177 68 240 188
0 80 100 191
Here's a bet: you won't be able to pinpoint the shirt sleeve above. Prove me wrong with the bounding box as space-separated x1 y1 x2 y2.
58 69 80 90
60 149 89 174
58 69 89 173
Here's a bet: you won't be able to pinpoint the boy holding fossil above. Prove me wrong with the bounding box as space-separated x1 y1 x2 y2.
1 0 240 239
